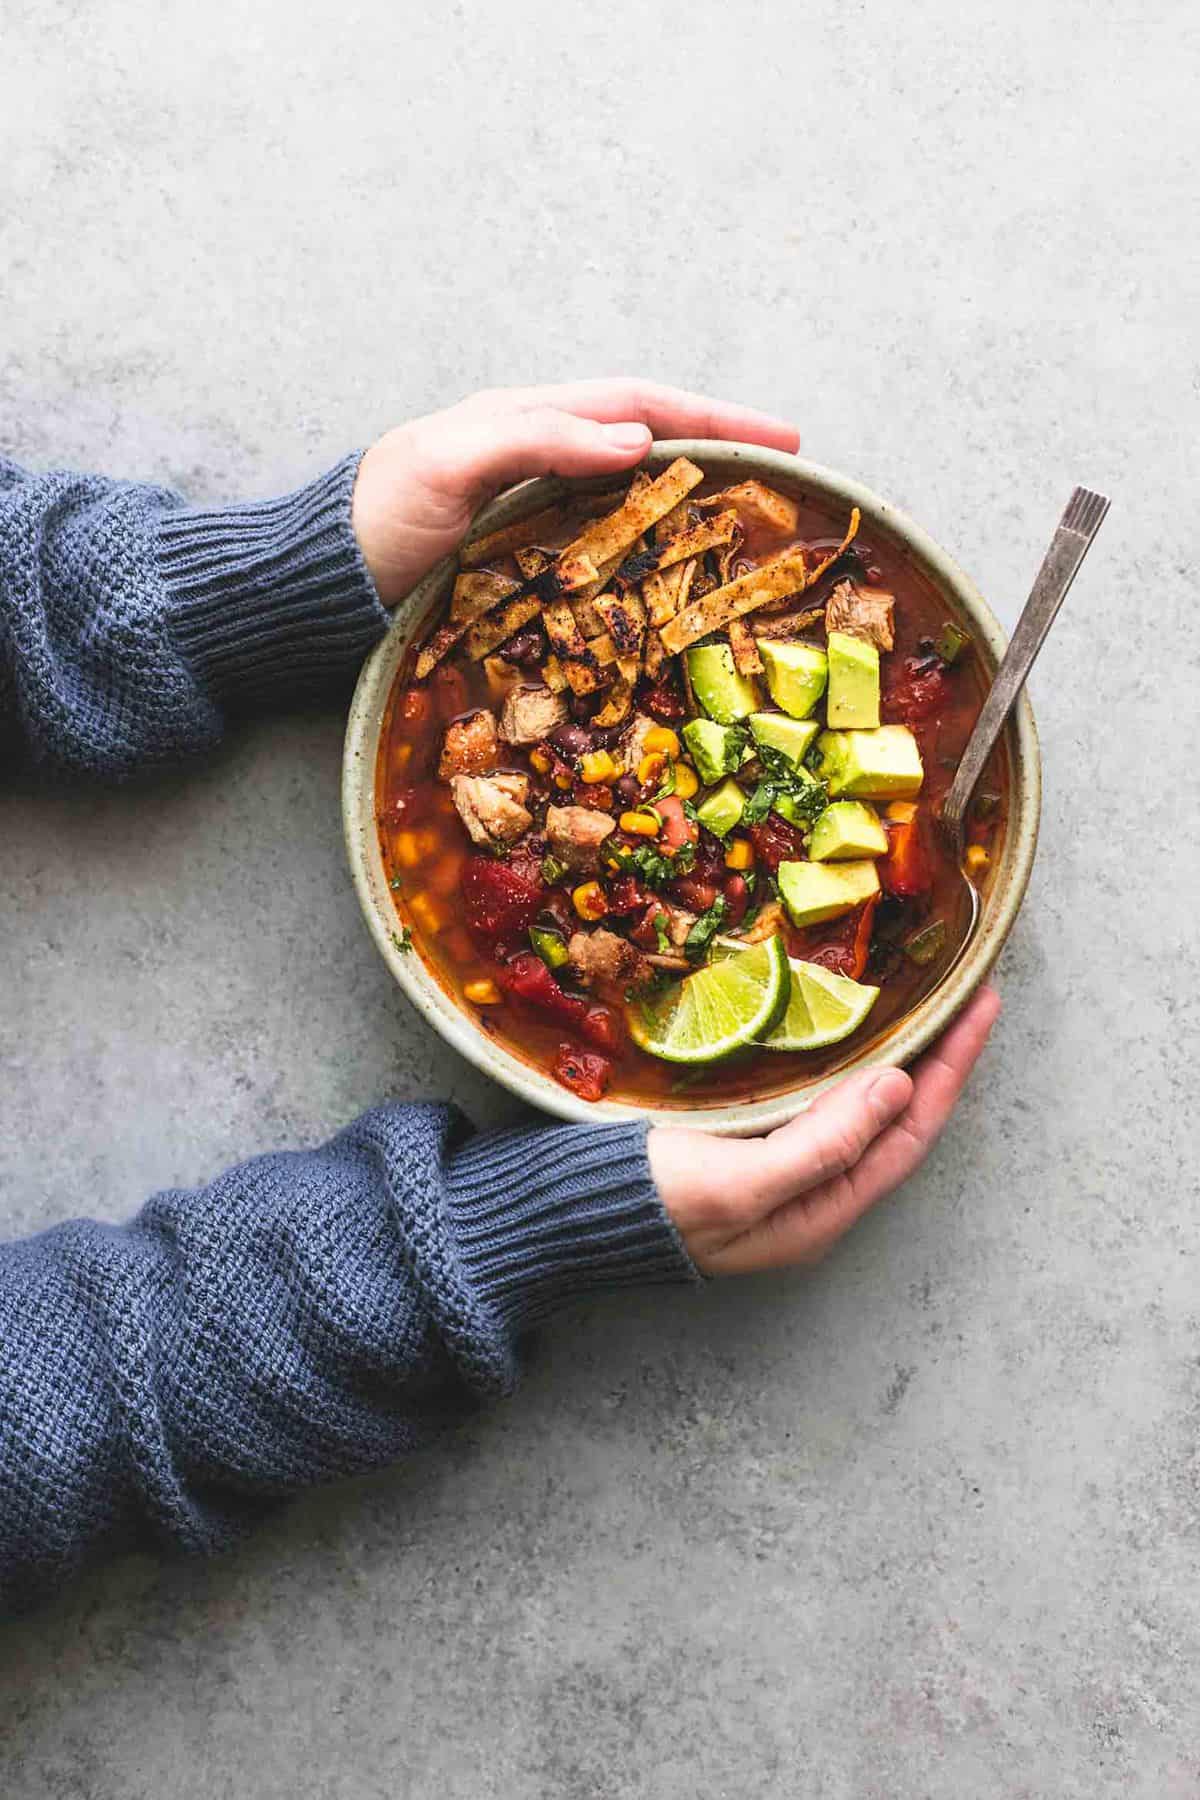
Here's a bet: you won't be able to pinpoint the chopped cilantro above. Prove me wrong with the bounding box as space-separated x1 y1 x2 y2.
652 911 672 955
390 927 413 954
652 762 677 802
389 876 403 891
540 854 569 885
684 894 729 963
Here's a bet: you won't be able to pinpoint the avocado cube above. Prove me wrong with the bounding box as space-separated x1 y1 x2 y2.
695 778 746 839
826 631 880 729
685 643 760 724
772 777 821 827
682 717 744 787
808 800 888 861
777 858 881 927
757 640 828 720
747 713 820 768
815 725 924 799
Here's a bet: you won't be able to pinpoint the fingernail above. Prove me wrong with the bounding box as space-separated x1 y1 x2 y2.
868 1069 911 1124
603 423 652 451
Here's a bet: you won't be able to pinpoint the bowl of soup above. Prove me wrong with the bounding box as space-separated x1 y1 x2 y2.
343 442 1039 1131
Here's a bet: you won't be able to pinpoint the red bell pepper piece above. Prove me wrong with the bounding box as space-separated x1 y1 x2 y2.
881 815 932 898
804 898 878 980
553 1042 613 1102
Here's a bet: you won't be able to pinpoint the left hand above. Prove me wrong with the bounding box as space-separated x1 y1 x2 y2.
351 379 801 606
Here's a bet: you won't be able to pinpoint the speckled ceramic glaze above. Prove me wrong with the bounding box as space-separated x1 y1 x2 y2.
343 442 1040 1133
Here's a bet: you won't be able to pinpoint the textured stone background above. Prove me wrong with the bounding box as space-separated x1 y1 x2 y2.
3 1 1199 1794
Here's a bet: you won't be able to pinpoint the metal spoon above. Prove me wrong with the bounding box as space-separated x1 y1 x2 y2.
936 485 1111 944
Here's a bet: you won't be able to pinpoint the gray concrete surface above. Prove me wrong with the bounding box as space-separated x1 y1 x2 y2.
2 0 1199 1793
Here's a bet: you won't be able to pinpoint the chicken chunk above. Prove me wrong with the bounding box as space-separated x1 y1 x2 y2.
438 708 500 779
620 712 660 773
825 580 895 653
450 775 532 850
568 928 653 993
499 682 568 746
545 804 616 873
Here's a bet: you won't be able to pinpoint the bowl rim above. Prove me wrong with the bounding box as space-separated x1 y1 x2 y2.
343 440 1041 1134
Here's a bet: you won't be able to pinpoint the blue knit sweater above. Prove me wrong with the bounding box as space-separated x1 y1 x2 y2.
0 450 696 1610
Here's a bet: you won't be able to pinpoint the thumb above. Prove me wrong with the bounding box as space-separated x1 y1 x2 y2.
430 407 653 498
755 1067 914 1205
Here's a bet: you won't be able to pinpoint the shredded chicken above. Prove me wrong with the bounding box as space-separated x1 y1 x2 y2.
499 683 569 745
449 774 532 850
735 899 787 944
620 712 660 772
568 928 653 992
438 708 500 780
825 580 895 653
545 804 616 873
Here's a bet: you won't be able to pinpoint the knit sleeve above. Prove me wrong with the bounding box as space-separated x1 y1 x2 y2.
0 452 390 778
0 1106 696 1609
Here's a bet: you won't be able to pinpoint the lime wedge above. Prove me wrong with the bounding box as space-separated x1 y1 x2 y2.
762 958 880 1052
629 934 789 1064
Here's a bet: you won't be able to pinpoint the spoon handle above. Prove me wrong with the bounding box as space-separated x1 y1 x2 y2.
939 486 1110 844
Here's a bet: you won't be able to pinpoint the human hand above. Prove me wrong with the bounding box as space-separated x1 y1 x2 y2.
648 986 1001 1276
351 379 800 606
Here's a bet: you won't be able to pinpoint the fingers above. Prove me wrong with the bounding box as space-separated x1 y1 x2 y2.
424 406 654 499
756 1067 913 1203
474 379 800 454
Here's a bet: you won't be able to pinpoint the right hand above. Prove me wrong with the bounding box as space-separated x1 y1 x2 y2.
648 986 1000 1275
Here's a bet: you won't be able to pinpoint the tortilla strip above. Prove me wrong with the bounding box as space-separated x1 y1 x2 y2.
728 618 764 676
459 504 567 569
655 499 694 543
463 595 543 661
753 605 823 642
594 589 645 660
540 652 568 693
696 480 800 537
560 457 704 570
643 571 675 628
449 568 522 624
592 674 634 727
643 628 667 680
611 510 738 592
660 510 859 656
541 598 591 666
514 547 551 580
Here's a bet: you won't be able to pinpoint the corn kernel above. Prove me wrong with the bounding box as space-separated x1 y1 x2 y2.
672 762 699 800
395 830 422 868
637 751 668 787
724 838 754 870
886 801 918 823
554 769 574 790
529 746 553 775
571 881 608 921
643 726 681 758
409 891 447 934
391 742 413 773
580 750 620 784
620 809 661 838
414 826 441 859
464 977 501 1006
964 844 991 877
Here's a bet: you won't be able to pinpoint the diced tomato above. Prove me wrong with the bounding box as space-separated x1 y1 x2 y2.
400 686 432 728
882 655 951 728
803 898 878 980
553 1042 612 1102
460 857 544 945
571 781 614 812
670 877 720 913
432 663 470 721
657 795 698 856
607 874 648 917
722 873 749 927
747 813 806 875
582 1003 623 1055
881 814 932 898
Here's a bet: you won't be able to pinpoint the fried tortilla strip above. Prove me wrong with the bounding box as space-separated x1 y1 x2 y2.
660 510 859 656
696 480 800 537
728 618 764 676
514 547 551 580
459 503 567 570
643 628 667 680
592 674 634 727
643 571 675 628
658 549 809 655
655 499 694 543
561 457 704 571
541 598 591 666
449 569 522 624
594 589 645 662
541 652 568 693
463 595 543 661
611 510 738 593
753 605 823 642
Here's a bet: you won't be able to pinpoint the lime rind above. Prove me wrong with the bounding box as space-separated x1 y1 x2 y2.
629 935 789 1064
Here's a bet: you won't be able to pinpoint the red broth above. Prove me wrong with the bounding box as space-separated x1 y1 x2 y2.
376 480 1006 1106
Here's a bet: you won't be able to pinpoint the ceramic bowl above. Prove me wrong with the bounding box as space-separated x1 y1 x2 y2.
343 441 1039 1133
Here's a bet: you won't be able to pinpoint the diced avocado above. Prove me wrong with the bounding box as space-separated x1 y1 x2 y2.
695 778 746 839
777 858 881 927
686 643 760 724
815 725 924 799
757 640 828 720
826 630 880 729
772 777 821 827
747 713 820 768
808 800 888 862
682 717 744 787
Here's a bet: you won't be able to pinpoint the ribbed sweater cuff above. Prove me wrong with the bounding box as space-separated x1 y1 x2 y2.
447 1121 699 1332
159 452 390 707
